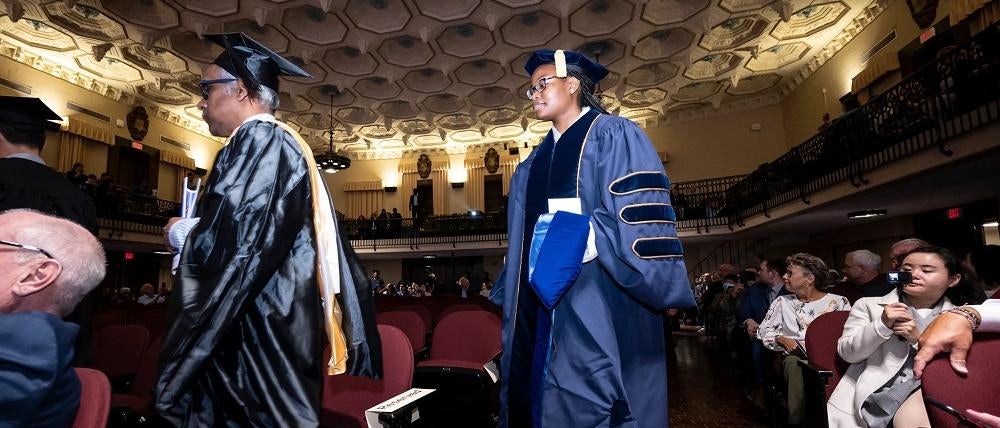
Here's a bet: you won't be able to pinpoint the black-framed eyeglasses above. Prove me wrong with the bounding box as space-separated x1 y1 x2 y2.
0 239 54 259
199 78 237 100
526 76 566 99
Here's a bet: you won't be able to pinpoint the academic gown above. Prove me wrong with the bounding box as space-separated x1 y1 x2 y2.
496 110 696 428
0 157 97 367
155 119 378 427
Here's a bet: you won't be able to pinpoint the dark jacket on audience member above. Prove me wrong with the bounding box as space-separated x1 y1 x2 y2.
0 311 81 428
737 282 791 326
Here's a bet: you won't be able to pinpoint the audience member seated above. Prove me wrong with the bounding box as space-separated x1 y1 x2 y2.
757 253 851 426
708 275 744 351
830 250 892 304
737 257 790 409
828 246 984 427
964 245 1000 299
0 209 106 427
136 283 159 305
888 238 930 270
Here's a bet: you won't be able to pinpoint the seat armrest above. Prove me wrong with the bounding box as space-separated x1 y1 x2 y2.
798 359 833 384
366 388 435 428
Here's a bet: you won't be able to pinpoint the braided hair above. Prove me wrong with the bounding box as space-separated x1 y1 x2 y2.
567 70 609 115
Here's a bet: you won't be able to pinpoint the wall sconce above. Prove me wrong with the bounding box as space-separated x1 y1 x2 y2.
451 182 465 189
383 186 397 193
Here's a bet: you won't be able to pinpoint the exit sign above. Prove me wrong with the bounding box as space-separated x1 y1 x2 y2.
946 207 963 220
920 27 936 43
131 141 143 150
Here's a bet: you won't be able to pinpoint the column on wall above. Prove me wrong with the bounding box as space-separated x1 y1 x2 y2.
159 150 196 202
499 154 519 196
343 180 384 218
398 155 450 217
57 117 113 172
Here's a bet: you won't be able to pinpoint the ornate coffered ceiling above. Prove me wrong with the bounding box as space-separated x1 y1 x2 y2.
0 0 890 159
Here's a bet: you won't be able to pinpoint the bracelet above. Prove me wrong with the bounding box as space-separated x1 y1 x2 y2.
944 306 981 330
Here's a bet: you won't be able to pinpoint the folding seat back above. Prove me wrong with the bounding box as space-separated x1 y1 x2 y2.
395 304 434 334
798 310 850 427
92 325 150 379
923 333 1000 428
413 310 502 427
72 368 111 428
377 310 428 354
321 325 414 428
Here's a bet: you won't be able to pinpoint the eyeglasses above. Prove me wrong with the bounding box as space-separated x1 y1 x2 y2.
199 78 237 100
0 239 54 259
525 76 566 99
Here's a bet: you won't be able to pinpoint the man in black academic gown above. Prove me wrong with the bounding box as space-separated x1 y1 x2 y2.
156 33 379 427
0 96 98 366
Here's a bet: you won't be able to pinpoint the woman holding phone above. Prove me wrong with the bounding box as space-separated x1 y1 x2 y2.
828 246 984 427
757 253 851 426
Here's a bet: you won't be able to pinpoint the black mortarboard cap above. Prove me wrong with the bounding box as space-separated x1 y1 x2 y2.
0 96 62 138
525 49 609 83
204 32 311 96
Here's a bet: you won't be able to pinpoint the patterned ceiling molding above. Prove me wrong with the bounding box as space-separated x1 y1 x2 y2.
0 0 892 159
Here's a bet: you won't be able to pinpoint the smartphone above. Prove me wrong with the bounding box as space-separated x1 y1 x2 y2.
885 271 913 286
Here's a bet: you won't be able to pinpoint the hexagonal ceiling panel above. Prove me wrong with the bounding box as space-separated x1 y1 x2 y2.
726 73 782 95
673 81 723 102
577 39 626 67
379 35 433 67
771 2 851 40
353 77 402 100
641 0 710 25
455 59 504 86
403 68 452 93
621 88 667 108
684 52 742 80
344 0 412 34
43 3 126 42
720 0 775 13
378 100 420 118
323 47 378 76
308 84 356 106
1 17 77 51
281 5 349 45
437 23 494 58
169 32 221 64
223 21 288 53
746 42 810 71
569 0 633 37
501 11 559 48
75 55 143 82
634 29 696 61
359 124 398 139
699 15 770 51
422 94 465 113
626 62 679 87
101 0 179 30
121 45 187 75
7 0 877 157
413 0 480 21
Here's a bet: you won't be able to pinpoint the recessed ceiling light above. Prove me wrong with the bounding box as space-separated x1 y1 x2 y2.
847 209 887 219
152 251 172 255
984 221 1000 227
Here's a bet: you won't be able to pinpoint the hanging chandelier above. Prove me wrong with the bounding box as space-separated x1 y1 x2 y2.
315 93 351 174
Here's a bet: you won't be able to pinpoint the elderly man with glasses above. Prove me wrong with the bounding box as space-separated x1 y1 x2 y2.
0 209 106 427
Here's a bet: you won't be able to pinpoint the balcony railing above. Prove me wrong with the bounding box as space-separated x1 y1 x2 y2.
96 191 178 227
342 213 508 250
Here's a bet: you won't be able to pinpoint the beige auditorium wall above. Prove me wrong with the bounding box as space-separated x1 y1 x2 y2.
780 0 927 146
0 54 222 185
643 103 788 182
324 158 403 214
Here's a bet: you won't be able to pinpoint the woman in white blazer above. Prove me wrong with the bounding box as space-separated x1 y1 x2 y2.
828 246 984 427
